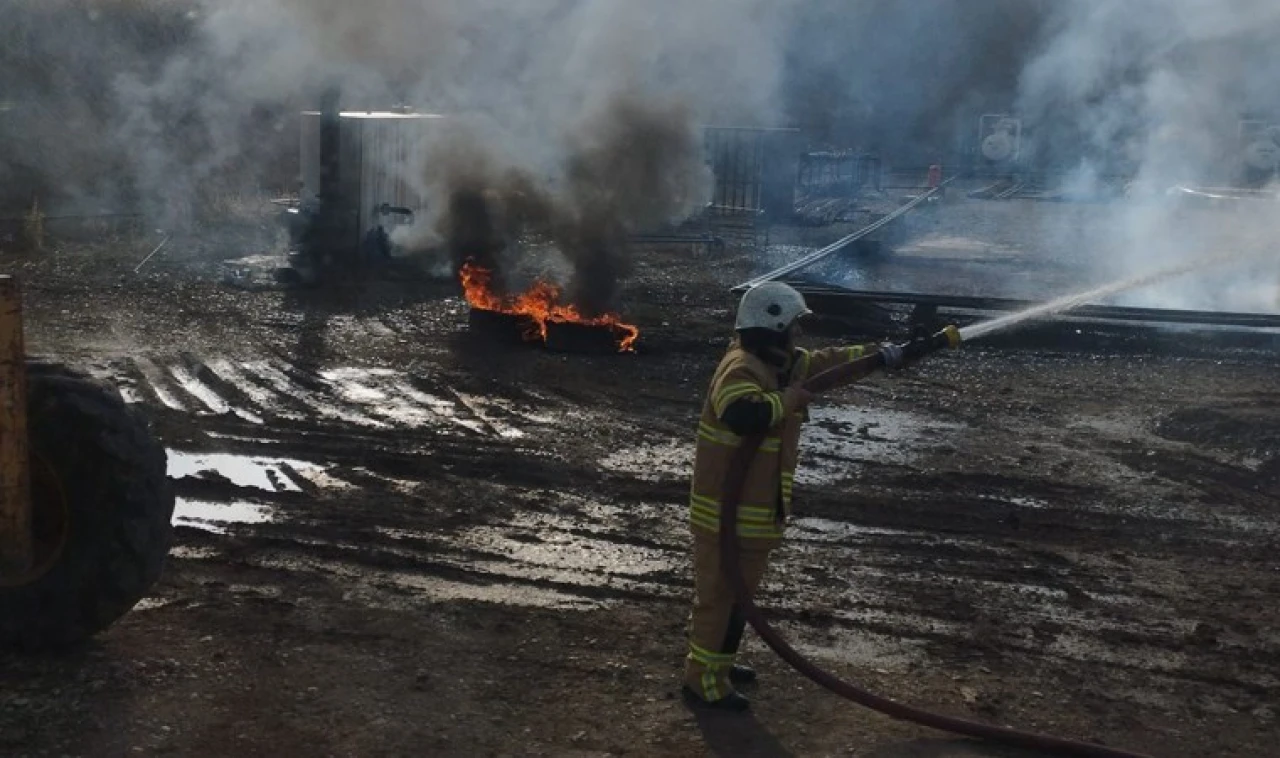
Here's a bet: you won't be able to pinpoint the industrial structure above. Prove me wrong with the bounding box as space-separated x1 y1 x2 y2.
277 89 443 285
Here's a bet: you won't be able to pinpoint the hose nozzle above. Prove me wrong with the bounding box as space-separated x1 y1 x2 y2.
901 324 963 362
942 324 961 349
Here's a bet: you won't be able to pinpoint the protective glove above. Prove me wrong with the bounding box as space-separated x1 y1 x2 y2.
879 342 905 370
782 383 814 416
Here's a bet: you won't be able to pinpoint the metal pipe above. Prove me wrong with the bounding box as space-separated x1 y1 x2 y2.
714 326 1152 757
995 181 1026 200
787 284 1280 330
318 86 342 208
732 178 954 293
133 235 172 274
0 275 31 575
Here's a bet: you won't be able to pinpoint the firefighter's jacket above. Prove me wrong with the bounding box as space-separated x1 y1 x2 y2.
689 341 871 545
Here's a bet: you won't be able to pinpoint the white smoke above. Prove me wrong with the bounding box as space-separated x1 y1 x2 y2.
5 1 1278 311
1016 0 1280 313
780 0 1050 160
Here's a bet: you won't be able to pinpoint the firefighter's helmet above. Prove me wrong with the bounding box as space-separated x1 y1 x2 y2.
734 282 812 333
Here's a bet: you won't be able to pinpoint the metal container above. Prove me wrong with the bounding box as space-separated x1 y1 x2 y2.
299 110 446 257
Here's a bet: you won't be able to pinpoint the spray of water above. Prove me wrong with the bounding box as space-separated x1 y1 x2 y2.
958 251 1264 341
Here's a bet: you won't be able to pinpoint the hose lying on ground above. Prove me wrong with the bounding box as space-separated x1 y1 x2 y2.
714 344 1153 758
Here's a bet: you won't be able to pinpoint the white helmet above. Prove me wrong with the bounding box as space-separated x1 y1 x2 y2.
734 282 812 332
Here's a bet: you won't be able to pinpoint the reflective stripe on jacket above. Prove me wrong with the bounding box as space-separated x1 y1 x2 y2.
689 341 871 543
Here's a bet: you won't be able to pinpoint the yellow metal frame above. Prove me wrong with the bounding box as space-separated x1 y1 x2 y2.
0 275 32 575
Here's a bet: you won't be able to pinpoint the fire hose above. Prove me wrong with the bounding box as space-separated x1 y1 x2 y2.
715 325 1152 758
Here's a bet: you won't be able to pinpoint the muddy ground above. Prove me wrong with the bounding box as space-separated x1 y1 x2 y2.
2 190 1279 757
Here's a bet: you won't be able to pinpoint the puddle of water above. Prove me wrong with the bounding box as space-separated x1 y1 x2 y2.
204 432 283 445
598 407 963 486
463 522 671 577
800 406 965 484
170 545 221 559
1008 496 1050 509
978 494 1051 510
254 553 609 611
602 407 964 486
383 505 676 582
167 450 324 492
132 597 176 612
374 570 606 610
173 498 276 534
372 498 684 606
168 449 354 496
789 517 914 542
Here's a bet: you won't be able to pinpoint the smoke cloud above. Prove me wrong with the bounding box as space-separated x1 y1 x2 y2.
3 1 1278 312
1016 0 1280 312
780 0 1052 161
1 0 790 309
402 0 804 313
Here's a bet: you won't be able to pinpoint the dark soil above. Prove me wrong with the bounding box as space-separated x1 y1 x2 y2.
2 193 1278 757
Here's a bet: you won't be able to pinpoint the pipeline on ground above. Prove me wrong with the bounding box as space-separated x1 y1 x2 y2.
715 325 1153 758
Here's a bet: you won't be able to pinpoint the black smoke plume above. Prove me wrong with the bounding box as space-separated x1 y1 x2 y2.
439 94 710 316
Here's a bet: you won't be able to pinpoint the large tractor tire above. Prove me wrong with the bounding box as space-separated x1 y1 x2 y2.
0 361 174 650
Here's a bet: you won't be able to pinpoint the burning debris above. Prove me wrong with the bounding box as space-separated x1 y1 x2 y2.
431 93 711 354
460 261 639 353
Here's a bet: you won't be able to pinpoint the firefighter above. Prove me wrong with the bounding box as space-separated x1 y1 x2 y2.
681 281 904 711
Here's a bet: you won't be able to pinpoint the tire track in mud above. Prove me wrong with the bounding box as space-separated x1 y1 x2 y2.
80 353 1280 714
81 351 593 554
92 354 546 440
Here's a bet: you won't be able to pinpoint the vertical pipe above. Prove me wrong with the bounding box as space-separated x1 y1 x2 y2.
736 130 746 210
732 131 740 211
749 130 758 210
721 131 731 214
711 129 721 212
318 87 341 210
727 131 736 210
0 275 31 575
747 131 757 211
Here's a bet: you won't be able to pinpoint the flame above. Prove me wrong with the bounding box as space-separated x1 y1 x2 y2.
459 261 640 353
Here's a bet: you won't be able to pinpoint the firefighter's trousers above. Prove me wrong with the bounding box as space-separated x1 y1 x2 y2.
683 530 775 701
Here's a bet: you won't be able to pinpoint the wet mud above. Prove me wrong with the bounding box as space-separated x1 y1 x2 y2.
1 194 1278 757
